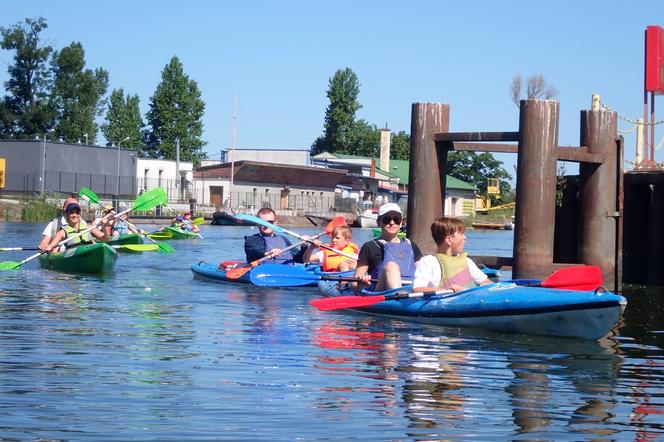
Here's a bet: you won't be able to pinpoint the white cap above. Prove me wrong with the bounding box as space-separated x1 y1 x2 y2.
377 202 402 217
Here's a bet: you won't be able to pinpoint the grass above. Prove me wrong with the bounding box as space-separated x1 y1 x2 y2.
20 197 59 222
464 208 515 228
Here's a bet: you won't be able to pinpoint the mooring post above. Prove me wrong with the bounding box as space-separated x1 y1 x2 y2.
513 99 559 279
579 107 619 290
407 102 450 255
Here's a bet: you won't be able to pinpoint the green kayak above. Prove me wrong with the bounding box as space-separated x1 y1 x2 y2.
39 242 118 274
107 233 143 246
164 226 200 239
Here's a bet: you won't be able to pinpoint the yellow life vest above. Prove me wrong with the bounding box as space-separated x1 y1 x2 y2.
322 242 359 272
435 252 476 290
62 219 91 248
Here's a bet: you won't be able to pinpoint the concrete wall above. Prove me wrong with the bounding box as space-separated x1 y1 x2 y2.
221 148 309 166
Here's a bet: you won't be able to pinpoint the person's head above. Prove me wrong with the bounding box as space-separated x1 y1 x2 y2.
62 197 79 212
431 217 466 254
377 203 403 234
64 202 82 225
183 211 191 219
175 215 183 223
256 207 277 235
330 225 352 249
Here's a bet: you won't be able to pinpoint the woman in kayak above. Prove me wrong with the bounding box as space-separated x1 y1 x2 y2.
181 211 200 233
352 202 422 291
38 195 79 251
302 225 359 272
244 207 306 264
44 202 112 252
412 217 490 293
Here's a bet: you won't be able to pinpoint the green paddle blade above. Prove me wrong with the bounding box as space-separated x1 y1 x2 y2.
79 187 101 205
156 242 176 253
192 217 205 225
131 187 167 212
0 260 21 270
148 232 172 240
112 244 159 252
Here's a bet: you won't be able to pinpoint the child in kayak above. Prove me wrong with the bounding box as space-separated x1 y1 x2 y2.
353 202 422 291
413 217 490 293
244 207 306 264
44 202 112 251
181 211 200 233
302 225 359 272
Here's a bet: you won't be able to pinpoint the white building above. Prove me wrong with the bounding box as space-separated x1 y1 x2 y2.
136 158 193 201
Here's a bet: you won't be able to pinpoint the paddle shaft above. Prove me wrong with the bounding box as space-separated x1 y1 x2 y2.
310 288 455 311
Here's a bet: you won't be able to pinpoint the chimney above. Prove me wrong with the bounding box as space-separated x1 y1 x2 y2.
379 128 391 172
370 158 376 177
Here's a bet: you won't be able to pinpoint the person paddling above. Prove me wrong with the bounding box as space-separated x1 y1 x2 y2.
181 211 200 233
43 203 112 252
302 224 358 272
352 203 422 291
244 207 305 264
38 196 79 252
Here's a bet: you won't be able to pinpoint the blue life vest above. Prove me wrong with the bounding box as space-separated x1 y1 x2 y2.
263 234 293 264
370 238 416 281
113 220 130 235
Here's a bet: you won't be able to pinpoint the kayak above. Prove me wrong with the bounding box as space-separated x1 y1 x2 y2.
372 228 406 239
39 242 118 274
191 261 320 286
107 233 143 246
316 281 627 340
148 232 172 240
164 226 199 239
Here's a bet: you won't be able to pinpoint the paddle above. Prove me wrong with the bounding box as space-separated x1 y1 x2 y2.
309 265 604 311
192 217 204 225
0 244 158 252
250 263 379 287
234 214 357 260
79 187 174 253
310 288 456 311
0 187 167 270
225 215 348 280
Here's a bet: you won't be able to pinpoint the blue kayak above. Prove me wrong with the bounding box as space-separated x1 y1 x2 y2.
316 281 627 340
191 261 321 287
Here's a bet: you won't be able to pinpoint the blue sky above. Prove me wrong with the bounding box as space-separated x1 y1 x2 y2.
1 1 663 176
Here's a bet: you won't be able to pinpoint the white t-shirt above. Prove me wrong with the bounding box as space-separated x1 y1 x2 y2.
413 254 487 289
41 216 67 237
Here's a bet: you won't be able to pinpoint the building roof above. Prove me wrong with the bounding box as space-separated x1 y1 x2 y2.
311 152 477 191
194 160 348 188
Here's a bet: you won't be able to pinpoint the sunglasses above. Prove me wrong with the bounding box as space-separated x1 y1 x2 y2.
381 215 402 225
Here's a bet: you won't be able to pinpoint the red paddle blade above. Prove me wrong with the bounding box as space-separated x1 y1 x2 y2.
226 264 255 279
309 294 386 311
324 216 348 236
541 265 602 291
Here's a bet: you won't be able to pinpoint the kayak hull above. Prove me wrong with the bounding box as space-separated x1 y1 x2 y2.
39 243 118 274
164 226 199 239
107 233 143 246
317 281 627 340
192 262 320 287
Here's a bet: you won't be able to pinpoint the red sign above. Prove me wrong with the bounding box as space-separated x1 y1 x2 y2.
645 25 664 94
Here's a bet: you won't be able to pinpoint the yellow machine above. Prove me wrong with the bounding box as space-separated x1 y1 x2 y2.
0 157 5 189
475 178 500 213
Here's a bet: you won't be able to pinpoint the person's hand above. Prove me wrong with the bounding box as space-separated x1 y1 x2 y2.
139 229 146 235
266 248 282 258
450 284 464 293
358 274 372 286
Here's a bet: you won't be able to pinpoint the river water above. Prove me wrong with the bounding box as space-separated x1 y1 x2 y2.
0 222 662 440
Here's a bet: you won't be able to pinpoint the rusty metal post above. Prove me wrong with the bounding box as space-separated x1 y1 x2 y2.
579 108 619 290
513 99 559 279
407 102 450 255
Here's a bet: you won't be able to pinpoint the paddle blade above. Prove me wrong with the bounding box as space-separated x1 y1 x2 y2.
114 244 159 252
541 265 602 291
249 268 314 287
132 187 167 212
79 187 100 205
156 242 175 253
0 260 21 270
226 265 253 279
310 295 387 311
324 216 348 235
192 217 205 225
148 232 172 240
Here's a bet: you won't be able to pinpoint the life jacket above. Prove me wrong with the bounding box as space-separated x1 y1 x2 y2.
113 219 130 235
263 234 292 264
435 252 476 290
61 219 91 249
50 216 65 239
370 238 416 281
181 220 193 232
321 242 359 271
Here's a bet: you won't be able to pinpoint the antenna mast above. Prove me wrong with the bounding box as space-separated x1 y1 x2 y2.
229 94 237 210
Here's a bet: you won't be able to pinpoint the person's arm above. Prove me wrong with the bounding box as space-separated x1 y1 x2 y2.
412 255 438 292
45 230 66 251
351 243 374 291
467 258 491 285
38 235 51 252
244 234 265 262
301 240 322 263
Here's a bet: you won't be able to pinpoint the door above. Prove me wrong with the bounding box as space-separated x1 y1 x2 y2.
210 186 223 210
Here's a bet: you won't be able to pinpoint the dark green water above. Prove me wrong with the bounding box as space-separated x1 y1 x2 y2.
0 223 661 440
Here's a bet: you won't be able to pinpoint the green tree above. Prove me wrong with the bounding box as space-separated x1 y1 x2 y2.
145 56 206 163
448 151 513 202
50 42 109 144
0 17 54 138
101 88 143 149
311 67 362 155
391 130 410 160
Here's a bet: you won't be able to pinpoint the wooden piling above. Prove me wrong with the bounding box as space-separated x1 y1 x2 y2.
407 102 449 255
513 100 559 279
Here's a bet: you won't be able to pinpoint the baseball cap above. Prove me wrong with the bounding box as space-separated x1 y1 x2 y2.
377 202 402 217
175 215 183 221
65 203 81 213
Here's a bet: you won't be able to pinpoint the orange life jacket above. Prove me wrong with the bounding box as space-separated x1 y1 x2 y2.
322 242 359 271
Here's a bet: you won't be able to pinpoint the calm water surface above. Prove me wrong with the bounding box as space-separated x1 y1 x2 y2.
0 222 662 440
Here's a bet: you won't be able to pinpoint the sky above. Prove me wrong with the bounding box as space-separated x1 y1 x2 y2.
1 1 663 179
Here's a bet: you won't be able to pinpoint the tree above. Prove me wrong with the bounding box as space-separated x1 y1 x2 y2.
50 42 109 144
0 17 54 138
447 151 513 202
391 130 410 160
101 88 144 149
311 67 362 155
145 56 206 163
510 74 559 108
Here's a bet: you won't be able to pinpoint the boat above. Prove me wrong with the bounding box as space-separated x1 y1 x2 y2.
191 261 320 286
356 209 378 228
315 281 627 340
38 242 118 274
211 211 245 226
106 233 144 246
163 226 200 239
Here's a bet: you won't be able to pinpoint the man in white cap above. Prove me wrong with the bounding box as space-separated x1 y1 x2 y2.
38 195 79 251
352 202 421 291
